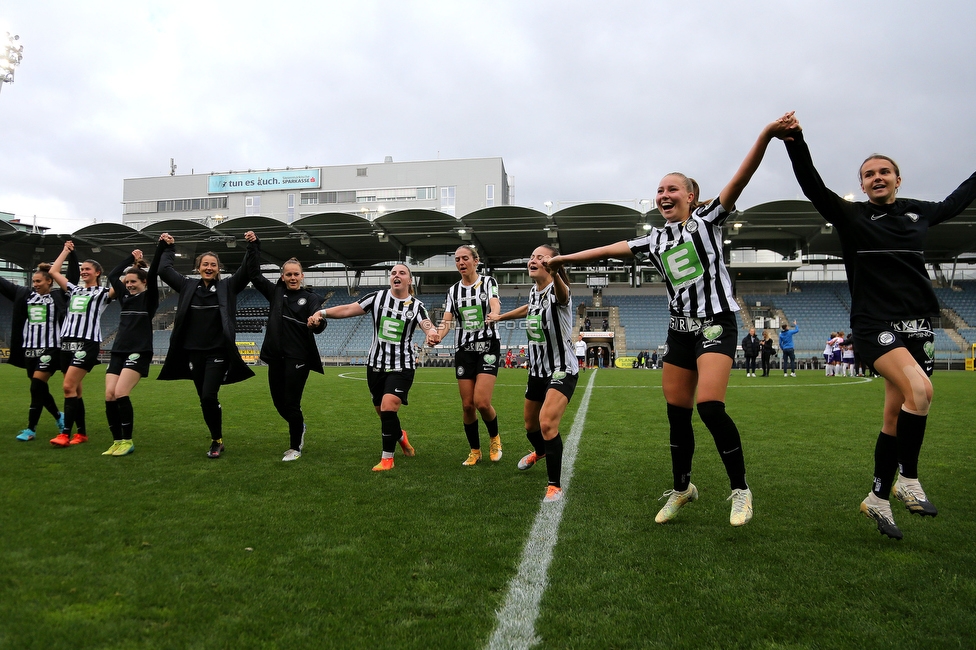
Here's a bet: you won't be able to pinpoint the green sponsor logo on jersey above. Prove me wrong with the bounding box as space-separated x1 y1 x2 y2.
702 325 724 341
661 241 704 290
459 304 485 331
28 304 48 323
526 315 544 342
552 371 567 380
69 295 91 313
483 354 496 365
40 355 52 364
923 341 935 359
74 351 87 360
128 353 141 361
377 316 405 343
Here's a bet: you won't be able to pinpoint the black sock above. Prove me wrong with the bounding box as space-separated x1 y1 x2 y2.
105 400 122 440
28 378 48 430
62 396 77 434
379 411 401 454
697 401 747 491
544 434 563 488
289 418 305 451
117 396 134 440
667 403 695 491
526 429 545 456
872 432 899 498
896 410 927 479
201 400 222 440
74 397 87 435
464 420 480 449
485 416 499 438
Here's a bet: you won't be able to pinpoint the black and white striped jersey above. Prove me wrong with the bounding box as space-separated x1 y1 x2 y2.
444 275 500 347
627 200 738 318
358 289 431 371
525 281 578 378
59 283 113 342
23 292 60 349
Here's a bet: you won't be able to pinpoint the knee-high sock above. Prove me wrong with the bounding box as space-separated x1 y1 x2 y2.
896 410 927 479
544 434 563 488
117 396 134 439
464 420 480 449
379 411 401 454
28 378 50 431
526 429 545 456
485 416 499 438
872 432 899 498
62 396 78 434
74 397 87 435
105 400 121 441
667 403 695 491
697 401 748 491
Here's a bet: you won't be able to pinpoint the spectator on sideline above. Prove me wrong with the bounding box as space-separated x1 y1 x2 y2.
574 334 587 372
760 331 774 377
779 320 799 376
741 327 760 377
650 350 658 369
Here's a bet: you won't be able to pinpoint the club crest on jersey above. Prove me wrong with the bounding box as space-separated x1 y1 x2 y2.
684 219 699 233
483 354 496 365
878 332 895 346
456 366 465 377
906 212 919 222
479 293 487 301
209 285 216 292
923 342 935 359
661 344 670 358
298 298 307 306
702 325 723 341
403 309 415 319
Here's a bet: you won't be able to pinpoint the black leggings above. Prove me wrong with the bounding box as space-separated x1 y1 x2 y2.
188 350 227 440
268 360 311 449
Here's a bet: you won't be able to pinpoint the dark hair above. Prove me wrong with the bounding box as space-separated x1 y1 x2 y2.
34 262 53 280
859 154 900 181
82 258 103 279
125 259 149 283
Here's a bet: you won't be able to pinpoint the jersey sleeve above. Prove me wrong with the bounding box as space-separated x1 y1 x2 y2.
485 276 499 299
444 284 457 314
413 299 430 325
784 132 855 227
357 291 378 313
696 200 731 226
926 170 976 226
627 233 654 259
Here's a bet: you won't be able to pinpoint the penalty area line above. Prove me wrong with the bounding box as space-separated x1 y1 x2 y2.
486 368 598 650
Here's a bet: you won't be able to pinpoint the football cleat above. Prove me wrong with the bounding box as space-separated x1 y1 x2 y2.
50 433 70 447
543 485 564 503
16 429 36 442
398 430 415 457
207 439 224 459
518 451 544 471
113 440 134 456
372 457 394 472
728 488 754 527
102 441 123 456
860 494 903 540
892 476 938 517
282 449 302 462
655 484 699 524
489 435 503 462
462 449 482 466
69 434 87 445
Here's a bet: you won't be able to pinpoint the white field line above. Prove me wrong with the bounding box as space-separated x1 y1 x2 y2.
486 369 599 650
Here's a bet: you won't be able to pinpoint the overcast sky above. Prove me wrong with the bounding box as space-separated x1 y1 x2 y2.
2 1 975 234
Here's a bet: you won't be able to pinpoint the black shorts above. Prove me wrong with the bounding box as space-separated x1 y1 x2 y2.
366 367 416 406
24 348 60 378
853 317 935 377
60 339 101 373
455 339 501 380
661 312 738 371
107 350 152 378
525 371 578 403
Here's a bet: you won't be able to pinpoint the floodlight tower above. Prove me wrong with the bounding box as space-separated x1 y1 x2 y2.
1 32 24 96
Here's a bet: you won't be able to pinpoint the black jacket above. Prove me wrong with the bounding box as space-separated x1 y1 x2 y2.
0 250 78 368
107 241 163 354
157 242 254 384
245 238 326 372
741 333 760 358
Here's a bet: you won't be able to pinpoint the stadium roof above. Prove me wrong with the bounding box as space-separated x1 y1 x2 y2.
3 200 976 274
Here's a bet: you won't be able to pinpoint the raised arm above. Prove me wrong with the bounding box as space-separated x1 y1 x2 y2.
107 251 135 300
308 301 366 327
547 241 633 271
718 112 798 211
490 304 528 322
48 241 75 292
145 239 165 316
242 231 275 300
156 233 187 292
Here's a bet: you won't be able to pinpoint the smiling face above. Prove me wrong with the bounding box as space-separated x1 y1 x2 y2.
859 156 901 205
124 271 147 295
197 254 220 282
657 174 695 223
32 271 53 294
389 264 412 296
281 261 304 291
454 246 479 280
79 261 101 287
527 246 554 284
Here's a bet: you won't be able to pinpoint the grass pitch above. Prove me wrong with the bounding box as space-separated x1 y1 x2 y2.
1 365 975 649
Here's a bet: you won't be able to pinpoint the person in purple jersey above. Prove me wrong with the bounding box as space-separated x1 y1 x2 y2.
783 116 976 540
